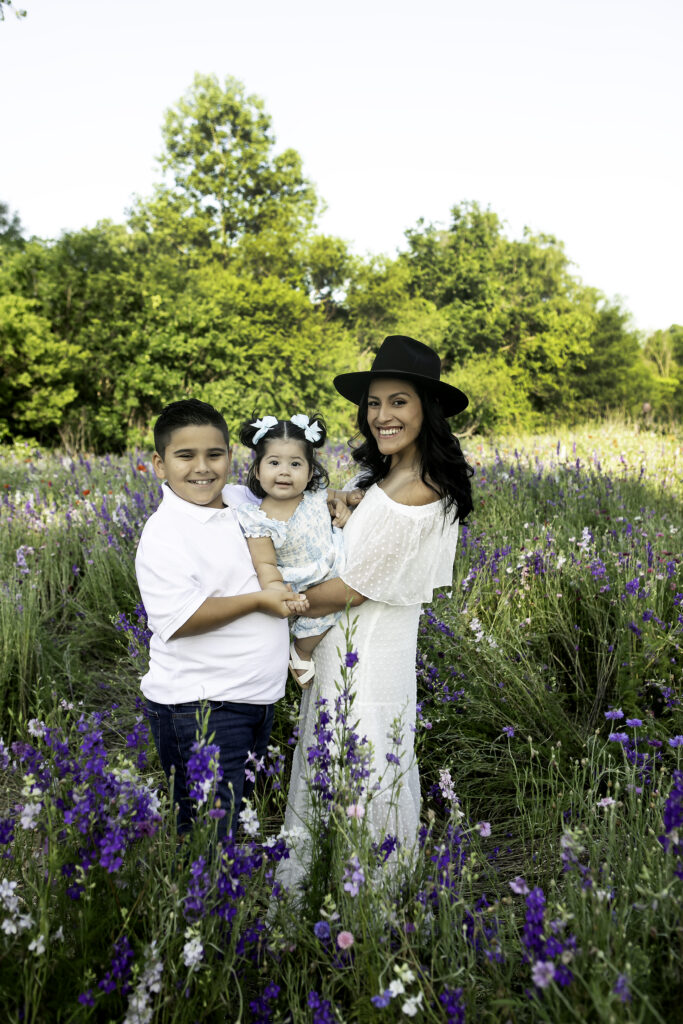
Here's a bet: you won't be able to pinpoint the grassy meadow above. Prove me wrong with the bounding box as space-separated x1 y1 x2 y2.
0 423 681 1023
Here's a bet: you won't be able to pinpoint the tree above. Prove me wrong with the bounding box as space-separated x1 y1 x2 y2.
342 255 448 359
130 74 319 276
401 202 641 422
1 223 151 448
118 264 356 446
0 202 25 250
0 2 27 21
642 324 683 419
0 293 84 440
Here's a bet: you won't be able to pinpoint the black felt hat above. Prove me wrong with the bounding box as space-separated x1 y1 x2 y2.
333 335 468 417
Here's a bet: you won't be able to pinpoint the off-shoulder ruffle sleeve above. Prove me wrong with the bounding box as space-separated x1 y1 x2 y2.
235 503 287 549
340 484 459 605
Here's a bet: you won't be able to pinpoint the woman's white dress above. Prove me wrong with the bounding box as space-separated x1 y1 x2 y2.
278 482 460 891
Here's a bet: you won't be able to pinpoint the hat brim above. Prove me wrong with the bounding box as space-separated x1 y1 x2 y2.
333 369 469 418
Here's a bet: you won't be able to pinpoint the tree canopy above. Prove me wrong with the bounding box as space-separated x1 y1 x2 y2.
0 76 677 450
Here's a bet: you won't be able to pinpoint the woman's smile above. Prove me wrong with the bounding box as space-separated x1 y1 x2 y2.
367 378 424 462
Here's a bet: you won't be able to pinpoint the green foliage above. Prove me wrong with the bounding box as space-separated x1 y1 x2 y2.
0 201 25 250
0 79 678 449
643 323 683 419
402 202 655 427
0 1 26 21
0 293 84 440
132 73 318 273
342 254 449 353
121 265 358 445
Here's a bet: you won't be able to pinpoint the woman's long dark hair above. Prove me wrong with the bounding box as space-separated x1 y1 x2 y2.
350 379 474 522
239 414 330 499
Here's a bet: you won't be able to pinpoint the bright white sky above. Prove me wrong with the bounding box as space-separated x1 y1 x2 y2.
1 0 681 334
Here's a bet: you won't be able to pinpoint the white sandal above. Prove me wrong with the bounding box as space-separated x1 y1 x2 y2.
289 642 315 689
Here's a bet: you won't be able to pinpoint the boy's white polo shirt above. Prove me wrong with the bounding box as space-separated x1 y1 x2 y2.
136 482 289 705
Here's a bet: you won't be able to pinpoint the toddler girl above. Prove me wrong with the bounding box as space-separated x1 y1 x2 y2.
237 413 360 687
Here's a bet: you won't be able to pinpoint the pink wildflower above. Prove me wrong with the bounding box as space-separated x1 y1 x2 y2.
336 931 354 950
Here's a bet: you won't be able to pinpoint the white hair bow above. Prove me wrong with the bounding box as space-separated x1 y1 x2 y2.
250 415 278 444
290 414 322 443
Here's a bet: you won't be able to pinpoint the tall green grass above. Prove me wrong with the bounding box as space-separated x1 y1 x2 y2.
0 422 681 1021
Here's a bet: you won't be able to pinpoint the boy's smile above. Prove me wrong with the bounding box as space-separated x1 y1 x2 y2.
152 425 230 509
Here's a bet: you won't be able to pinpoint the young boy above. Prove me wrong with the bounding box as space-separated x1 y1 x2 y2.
136 398 307 839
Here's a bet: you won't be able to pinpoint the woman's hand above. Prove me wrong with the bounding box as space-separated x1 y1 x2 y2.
328 497 351 527
327 487 364 527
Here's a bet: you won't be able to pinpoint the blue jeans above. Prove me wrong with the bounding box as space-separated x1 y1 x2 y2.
143 698 275 840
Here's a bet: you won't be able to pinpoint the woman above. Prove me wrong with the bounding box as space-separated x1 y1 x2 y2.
278 335 473 889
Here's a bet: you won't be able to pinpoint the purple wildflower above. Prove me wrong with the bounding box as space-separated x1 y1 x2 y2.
438 986 466 1023
342 854 365 897
613 974 631 1003
509 876 530 895
308 990 335 1024
531 960 555 988
371 991 393 1008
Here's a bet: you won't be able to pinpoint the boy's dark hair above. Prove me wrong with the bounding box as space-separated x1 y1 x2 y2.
238 414 329 498
154 399 230 457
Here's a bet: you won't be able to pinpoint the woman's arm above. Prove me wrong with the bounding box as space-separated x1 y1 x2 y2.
302 576 366 618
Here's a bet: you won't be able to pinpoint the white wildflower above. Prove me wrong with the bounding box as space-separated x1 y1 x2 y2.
438 769 456 802
182 935 204 969
29 933 46 956
389 979 405 997
402 992 424 1016
27 719 46 739
394 964 416 984
238 802 260 837
0 879 19 913
20 801 42 830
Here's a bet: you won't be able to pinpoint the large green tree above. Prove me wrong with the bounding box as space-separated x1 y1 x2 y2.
401 202 645 423
130 73 319 278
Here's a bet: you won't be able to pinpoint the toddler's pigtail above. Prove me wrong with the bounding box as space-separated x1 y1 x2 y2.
308 413 327 450
238 418 259 450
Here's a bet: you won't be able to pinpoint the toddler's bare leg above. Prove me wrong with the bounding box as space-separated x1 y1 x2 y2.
294 630 329 660
289 629 331 687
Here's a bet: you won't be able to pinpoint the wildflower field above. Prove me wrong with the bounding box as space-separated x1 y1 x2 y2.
1 423 682 1023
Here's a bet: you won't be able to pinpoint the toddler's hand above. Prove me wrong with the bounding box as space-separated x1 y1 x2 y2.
286 593 309 615
259 589 306 619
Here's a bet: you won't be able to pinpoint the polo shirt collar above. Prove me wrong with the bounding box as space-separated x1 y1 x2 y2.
160 482 227 523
